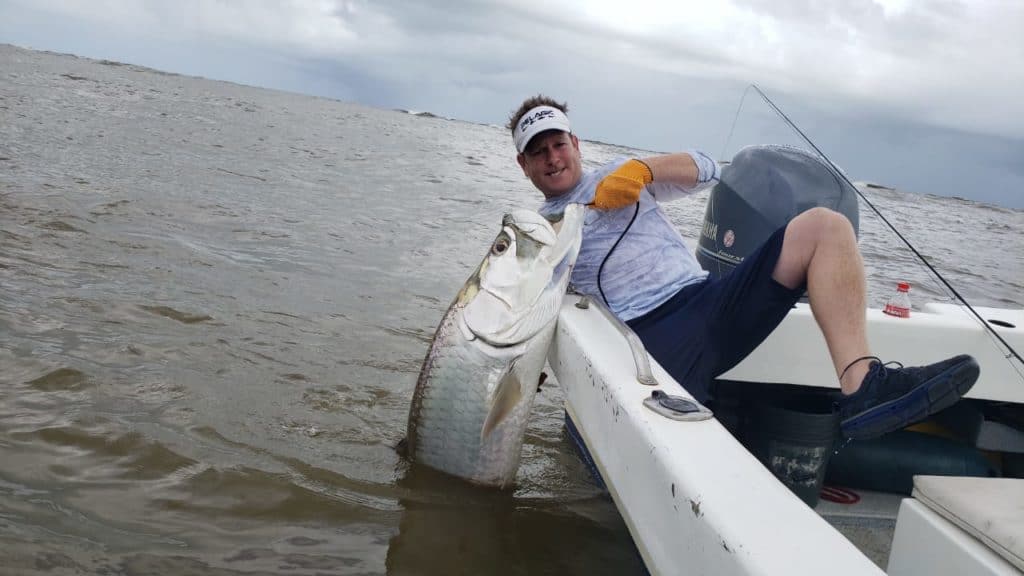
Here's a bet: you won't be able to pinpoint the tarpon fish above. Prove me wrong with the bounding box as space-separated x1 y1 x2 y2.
405 203 585 488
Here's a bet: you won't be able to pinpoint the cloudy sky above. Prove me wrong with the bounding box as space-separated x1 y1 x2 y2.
2 0 1022 208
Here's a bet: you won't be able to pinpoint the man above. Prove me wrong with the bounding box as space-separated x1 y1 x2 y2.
508 95 979 440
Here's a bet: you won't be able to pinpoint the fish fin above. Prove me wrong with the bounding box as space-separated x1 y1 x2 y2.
480 367 523 441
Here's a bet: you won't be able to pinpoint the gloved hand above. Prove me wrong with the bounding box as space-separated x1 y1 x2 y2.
590 159 653 210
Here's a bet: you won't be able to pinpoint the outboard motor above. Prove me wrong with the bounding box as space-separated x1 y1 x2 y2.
696 145 860 279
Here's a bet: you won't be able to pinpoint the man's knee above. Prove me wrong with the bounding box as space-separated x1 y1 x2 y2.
791 207 853 241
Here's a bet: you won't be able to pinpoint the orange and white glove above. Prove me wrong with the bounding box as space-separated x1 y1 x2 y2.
589 159 653 210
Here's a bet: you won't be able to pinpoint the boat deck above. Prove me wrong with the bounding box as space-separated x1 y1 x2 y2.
817 488 902 569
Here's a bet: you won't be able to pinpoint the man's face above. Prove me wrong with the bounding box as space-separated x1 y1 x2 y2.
516 130 582 199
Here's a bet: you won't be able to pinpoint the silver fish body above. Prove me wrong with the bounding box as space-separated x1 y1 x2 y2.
406 204 585 488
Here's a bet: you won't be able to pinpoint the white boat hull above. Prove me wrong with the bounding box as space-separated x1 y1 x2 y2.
550 294 883 575
721 302 1024 403
550 294 1024 575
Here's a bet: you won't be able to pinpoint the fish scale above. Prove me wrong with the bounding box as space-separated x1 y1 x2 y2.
406 205 585 488
413 328 543 483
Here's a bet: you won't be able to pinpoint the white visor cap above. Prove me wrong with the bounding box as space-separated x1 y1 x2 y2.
513 106 571 153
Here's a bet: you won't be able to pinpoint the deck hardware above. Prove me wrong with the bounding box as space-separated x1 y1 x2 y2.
643 390 714 421
572 292 658 386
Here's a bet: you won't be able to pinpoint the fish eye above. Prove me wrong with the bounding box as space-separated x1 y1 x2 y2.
492 237 511 255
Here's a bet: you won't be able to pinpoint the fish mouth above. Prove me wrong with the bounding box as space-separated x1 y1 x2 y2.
463 204 584 346
459 311 530 349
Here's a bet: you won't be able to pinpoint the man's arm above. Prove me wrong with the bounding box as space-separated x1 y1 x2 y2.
643 153 701 189
590 150 720 210
644 150 720 203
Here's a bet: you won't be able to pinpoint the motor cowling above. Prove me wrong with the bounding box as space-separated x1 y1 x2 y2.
696 145 860 279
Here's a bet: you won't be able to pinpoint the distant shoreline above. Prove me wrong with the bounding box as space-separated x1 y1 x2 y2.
4 42 1019 212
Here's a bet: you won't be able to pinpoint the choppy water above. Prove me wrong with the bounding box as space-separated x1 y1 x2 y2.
1 44 1022 575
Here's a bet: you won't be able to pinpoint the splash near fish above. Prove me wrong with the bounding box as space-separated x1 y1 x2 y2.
405 204 585 488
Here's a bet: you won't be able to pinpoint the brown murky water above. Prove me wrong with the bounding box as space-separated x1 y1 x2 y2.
2 44 1021 575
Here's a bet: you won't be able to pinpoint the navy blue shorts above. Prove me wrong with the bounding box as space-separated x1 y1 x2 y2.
626 226 805 403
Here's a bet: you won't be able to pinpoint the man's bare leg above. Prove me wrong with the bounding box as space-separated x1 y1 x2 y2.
770 207 872 394
766 209 978 440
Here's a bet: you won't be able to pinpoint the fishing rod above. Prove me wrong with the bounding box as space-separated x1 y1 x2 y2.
740 83 1023 367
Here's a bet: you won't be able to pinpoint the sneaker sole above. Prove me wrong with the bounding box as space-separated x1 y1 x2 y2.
840 356 980 440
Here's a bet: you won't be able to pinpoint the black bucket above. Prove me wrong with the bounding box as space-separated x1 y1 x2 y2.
747 394 839 507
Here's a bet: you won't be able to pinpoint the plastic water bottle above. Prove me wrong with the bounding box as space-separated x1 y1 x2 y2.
883 282 911 318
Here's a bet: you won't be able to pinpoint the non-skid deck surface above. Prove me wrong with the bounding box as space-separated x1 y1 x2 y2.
816 487 903 569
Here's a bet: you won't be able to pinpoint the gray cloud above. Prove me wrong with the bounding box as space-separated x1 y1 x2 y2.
1 0 1021 207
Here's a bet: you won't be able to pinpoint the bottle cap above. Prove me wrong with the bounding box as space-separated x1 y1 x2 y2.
897 282 910 292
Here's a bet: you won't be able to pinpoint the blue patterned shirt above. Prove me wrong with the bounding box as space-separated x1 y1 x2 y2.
539 152 720 321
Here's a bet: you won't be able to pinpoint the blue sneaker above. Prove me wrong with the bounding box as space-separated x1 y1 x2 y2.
838 354 980 440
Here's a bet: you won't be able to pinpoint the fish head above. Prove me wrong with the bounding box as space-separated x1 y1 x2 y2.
460 203 584 346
